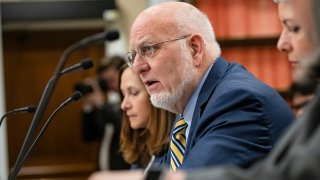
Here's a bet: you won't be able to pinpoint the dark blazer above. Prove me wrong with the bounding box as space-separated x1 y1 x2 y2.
186 84 320 180
153 57 295 170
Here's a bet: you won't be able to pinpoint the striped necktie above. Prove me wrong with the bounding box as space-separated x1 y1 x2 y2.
170 115 188 172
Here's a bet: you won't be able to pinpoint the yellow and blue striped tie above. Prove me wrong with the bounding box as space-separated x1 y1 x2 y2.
170 115 188 172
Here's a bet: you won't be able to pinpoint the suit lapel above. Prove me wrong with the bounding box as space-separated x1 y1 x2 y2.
185 57 230 155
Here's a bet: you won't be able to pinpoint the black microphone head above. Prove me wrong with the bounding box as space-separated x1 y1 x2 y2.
71 91 82 101
80 58 94 70
27 105 37 113
77 30 120 48
105 30 119 41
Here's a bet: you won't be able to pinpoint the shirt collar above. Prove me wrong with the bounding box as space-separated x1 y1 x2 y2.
183 64 213 138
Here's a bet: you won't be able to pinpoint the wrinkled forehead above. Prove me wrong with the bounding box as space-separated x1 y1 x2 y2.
130 8 177 47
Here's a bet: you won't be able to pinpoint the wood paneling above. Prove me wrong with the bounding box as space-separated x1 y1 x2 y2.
222 45 292 91
196 0 293 91
3 29 105 178
196 0 282 38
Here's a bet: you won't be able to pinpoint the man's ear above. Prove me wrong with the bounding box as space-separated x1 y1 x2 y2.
189 34 205 67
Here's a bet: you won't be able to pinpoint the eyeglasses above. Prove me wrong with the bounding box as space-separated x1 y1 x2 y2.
126 35 191 67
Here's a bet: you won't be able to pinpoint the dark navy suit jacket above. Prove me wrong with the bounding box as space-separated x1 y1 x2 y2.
187 84 320 180
153 57 295 171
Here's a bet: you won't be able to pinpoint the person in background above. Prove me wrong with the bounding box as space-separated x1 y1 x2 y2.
289 81 317 117
119 64 175 169
80 56 130 170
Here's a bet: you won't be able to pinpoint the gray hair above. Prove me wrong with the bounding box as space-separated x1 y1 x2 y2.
173 3 221 61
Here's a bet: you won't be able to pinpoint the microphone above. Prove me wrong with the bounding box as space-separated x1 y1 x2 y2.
59 58 94 76
77 30 119 47
12 91 82 178
52 30 119 77
10 30 117 180
59 91 82 108
8 60 89 180
0 105 37 127
7 106 36 114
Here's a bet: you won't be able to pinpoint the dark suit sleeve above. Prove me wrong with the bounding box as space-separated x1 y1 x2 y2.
186 118 320 180
184 88 320 180
181 86 294 170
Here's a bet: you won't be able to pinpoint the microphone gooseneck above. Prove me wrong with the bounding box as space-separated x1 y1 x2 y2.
60 91 82 108
0 105 37 127
13 91 82 177
59 58 94 76
77 30 119 46
9 30 118 180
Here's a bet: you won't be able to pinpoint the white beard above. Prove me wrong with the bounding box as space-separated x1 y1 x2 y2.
150 42 197 112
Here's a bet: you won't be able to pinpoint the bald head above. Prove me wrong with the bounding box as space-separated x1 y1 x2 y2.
133 2 211 35
128 2 222 113
130 2 220 61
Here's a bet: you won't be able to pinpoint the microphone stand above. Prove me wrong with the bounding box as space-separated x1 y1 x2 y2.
9 31 118 179
9 41 91 180
13 92 82 177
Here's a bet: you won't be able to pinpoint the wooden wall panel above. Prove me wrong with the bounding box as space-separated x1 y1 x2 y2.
196 0 292 91
195 0 282 38
222 45 292 91
3 29 106 178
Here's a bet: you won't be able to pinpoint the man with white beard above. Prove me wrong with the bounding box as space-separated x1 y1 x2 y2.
127 1 295 171
89 2 295 178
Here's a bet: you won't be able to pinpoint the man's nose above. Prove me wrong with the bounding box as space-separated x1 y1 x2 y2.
132 57 150 74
